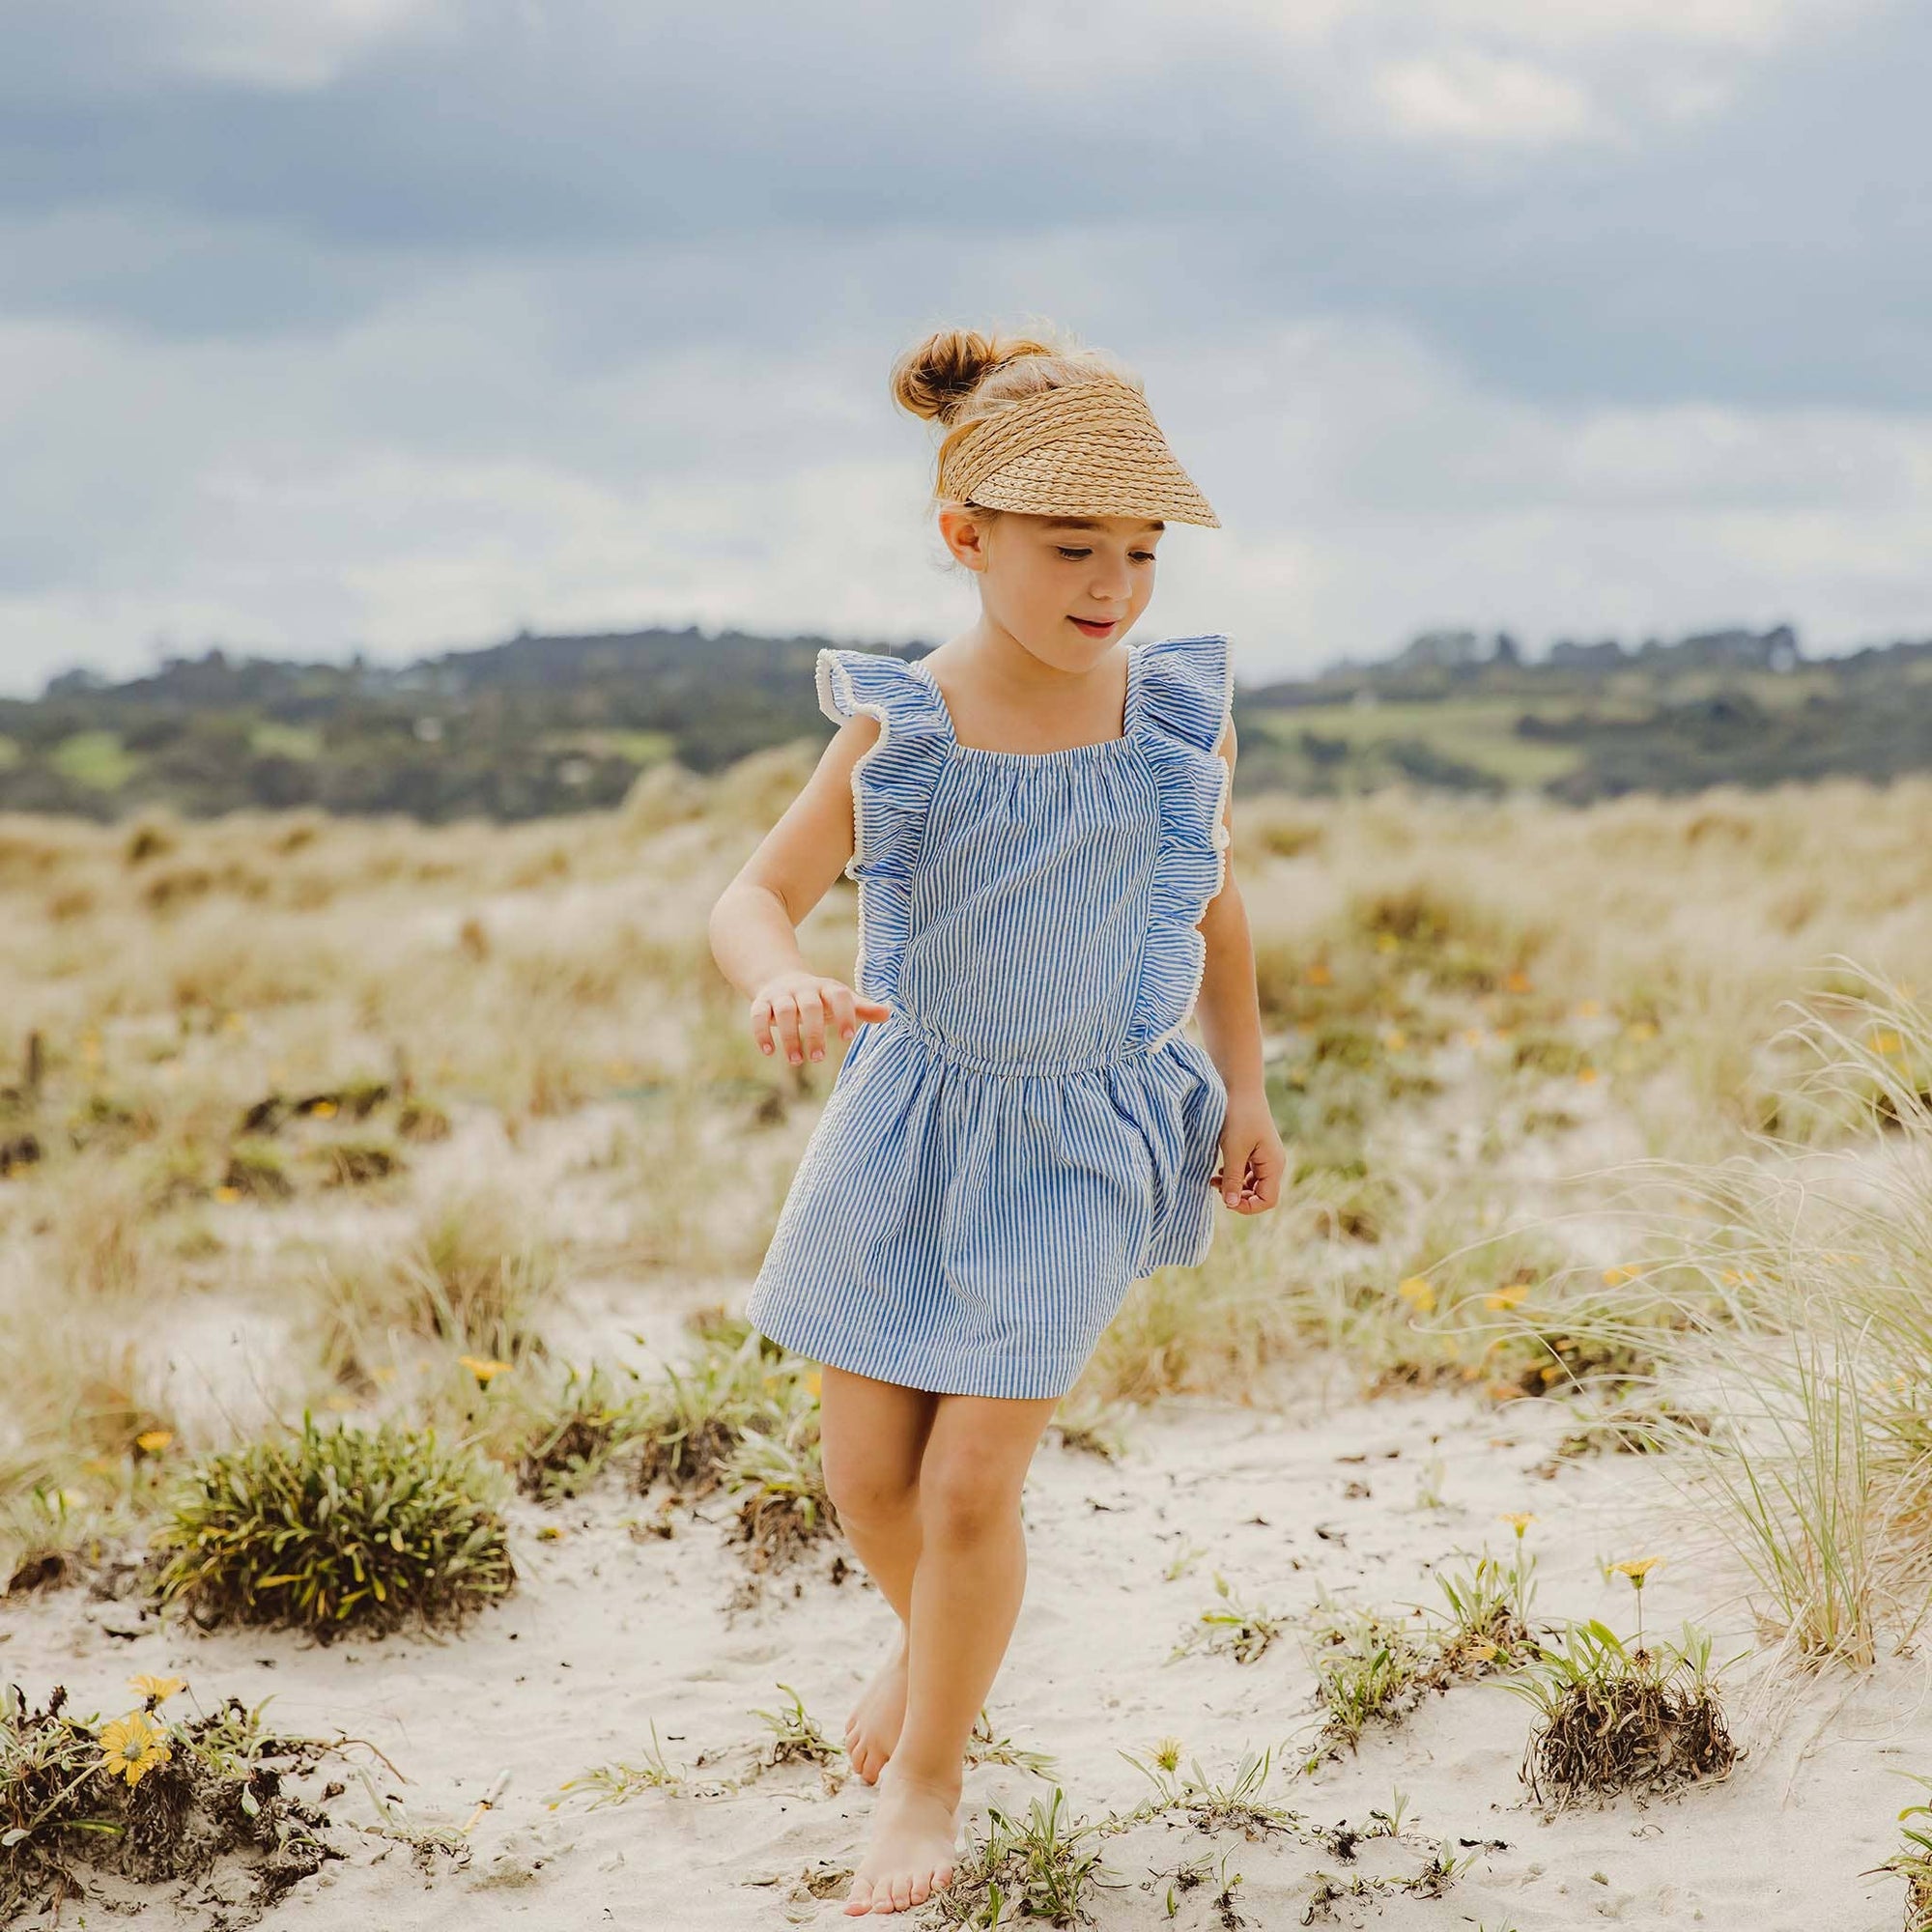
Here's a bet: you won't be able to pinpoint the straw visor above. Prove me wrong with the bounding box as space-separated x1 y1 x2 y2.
936 377 1220 529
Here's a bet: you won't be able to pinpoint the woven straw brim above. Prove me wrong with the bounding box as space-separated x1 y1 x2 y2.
965 429 1220 528
937 376 1221 528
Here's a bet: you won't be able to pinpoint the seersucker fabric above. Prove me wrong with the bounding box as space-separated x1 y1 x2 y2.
744 632 1236 1400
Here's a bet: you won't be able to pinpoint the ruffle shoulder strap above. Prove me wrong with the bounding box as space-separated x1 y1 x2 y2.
1125 634 1235 1049
814 647 952 1003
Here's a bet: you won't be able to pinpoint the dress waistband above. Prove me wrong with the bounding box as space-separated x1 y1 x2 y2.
880 1004 1172 1077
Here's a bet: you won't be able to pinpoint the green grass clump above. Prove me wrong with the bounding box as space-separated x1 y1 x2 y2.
1304 1605 1438 1764
632 1329 814 1495
724 1410 837 1572
516 1361 642 1501
1507 1620 1737 1808
151 1412 515 1640
312 1137 405 1187
221 1138 293 1200
925 1787 1113 1928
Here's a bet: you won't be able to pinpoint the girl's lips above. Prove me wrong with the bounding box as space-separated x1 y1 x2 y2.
1069 616 1118 637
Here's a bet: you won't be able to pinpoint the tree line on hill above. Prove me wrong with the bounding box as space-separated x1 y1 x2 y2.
3 620 1928 821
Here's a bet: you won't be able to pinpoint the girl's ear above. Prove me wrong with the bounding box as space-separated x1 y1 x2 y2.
937 502 995 574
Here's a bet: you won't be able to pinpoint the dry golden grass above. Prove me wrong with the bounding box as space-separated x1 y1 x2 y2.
3 772 1930 1670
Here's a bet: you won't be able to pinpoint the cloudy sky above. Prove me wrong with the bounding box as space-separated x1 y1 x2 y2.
3 0 1926 695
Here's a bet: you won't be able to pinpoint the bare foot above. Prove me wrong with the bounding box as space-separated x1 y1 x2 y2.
842 1765 959 1917
843 1641 908 1784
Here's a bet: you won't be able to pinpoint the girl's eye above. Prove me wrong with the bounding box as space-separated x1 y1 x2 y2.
1130 551 1156 563
1056 547 1093 560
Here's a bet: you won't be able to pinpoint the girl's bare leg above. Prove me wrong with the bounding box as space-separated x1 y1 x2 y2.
819 1366 939 1782
843 1391 1058 1918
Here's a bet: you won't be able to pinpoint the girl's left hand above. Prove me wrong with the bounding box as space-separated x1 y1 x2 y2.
1213 1093 1288 1213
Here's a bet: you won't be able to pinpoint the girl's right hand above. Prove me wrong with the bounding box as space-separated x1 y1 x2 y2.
750 972 892 1065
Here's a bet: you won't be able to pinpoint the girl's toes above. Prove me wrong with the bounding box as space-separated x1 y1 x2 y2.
891 1874 915 1912
842 1878 873 1916
908 1872 931 1906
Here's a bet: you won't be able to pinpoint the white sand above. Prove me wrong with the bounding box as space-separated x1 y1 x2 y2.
4 1366 1921 1930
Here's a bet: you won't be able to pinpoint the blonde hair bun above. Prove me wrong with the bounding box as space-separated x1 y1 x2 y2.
889 327 1065 425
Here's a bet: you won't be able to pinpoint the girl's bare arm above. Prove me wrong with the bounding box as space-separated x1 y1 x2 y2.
708 714 892 1064
1193 720 1288 1210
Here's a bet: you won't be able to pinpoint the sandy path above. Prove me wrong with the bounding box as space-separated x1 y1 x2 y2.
3 1375 1919 1930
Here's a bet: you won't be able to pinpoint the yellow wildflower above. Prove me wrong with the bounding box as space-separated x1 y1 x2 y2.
1611 1556 1662 1584
1397 1276 1436 1313
1500 1512 1535 1536
804 1369 823 1399
457 1355 512 1383
1383 1029 1407 1052
213 1185 241 1206
99 1712 172 1787
1873 1031 1904 1056
128 1674 185 1705
1577 1065 1599 1085
134 1429 173 1454
1484 1285 1529 1311
310 1099 338 1119
1602 1264 1641 1285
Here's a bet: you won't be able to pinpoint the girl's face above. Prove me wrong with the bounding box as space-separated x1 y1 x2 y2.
940 508 1163 669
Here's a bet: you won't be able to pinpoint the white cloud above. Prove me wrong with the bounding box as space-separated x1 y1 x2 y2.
985 0 1877 147
4 285 1928 696
1374 51 1601 146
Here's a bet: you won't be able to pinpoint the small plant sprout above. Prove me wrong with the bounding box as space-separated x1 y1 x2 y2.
1871 1773 1932 1932
750 1685 838 1768
1164 1542 1207 1582
1172 1573 1285 1664
1434 1552 1537 1675
966 1710 1058 1778
554 1719 697 1806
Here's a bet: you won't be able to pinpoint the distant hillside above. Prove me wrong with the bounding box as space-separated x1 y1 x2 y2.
5 620 1930 821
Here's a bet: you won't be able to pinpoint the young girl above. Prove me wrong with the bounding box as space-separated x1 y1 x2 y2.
708 326 1286 1917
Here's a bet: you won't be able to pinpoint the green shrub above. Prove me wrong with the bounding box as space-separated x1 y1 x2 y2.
151 1413 515 1640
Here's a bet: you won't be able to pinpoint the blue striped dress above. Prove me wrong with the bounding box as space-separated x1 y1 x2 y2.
744 632 1235 1401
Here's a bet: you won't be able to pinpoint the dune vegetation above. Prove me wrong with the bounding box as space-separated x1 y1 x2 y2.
4 767 1932 1925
